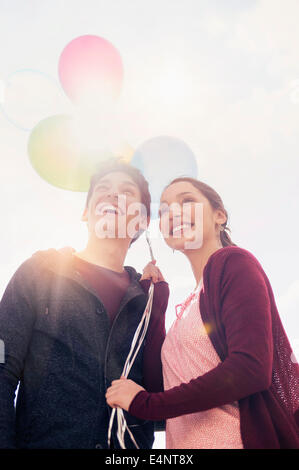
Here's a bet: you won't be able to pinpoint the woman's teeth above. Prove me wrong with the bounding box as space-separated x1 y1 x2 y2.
172 223 193 234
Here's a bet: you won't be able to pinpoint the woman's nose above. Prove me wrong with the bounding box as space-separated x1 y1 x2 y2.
172 212 182 221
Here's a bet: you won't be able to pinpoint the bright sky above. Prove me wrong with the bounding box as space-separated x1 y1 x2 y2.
1 0 299 449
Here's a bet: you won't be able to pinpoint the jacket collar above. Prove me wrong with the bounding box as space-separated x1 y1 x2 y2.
31 247 147 306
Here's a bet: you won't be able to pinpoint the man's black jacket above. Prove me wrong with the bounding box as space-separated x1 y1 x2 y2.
0 249 168 449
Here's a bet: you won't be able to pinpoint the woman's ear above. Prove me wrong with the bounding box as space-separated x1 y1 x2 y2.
81 207 88 222
214 210 227 226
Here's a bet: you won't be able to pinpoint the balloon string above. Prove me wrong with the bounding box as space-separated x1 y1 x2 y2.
107 282 154 449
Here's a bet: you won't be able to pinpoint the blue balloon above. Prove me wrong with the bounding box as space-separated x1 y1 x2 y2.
131 136 198 218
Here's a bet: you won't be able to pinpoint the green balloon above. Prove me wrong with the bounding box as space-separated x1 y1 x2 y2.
28 114 113 191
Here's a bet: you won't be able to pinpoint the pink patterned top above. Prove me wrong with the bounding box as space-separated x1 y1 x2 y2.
161 279 244 449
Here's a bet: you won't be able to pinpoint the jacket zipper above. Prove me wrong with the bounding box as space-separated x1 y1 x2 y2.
103 290 146 448
103 291 146 390
51 266 147 384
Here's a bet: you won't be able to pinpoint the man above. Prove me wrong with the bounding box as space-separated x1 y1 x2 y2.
0 158 169 449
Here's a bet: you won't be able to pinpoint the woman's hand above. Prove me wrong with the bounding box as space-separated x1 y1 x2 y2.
105 377 145 411
140 260 166 283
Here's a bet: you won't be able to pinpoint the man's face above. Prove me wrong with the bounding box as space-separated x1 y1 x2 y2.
83 171 148 242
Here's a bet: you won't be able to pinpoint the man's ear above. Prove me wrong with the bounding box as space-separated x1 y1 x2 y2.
81 207 88 222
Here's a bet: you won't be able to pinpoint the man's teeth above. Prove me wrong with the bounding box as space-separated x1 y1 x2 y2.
96 205 119 215
172 224 192 234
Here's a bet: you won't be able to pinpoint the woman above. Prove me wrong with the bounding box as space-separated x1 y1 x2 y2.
106 177 299 449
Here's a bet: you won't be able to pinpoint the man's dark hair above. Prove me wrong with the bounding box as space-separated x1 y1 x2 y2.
85 157 151 244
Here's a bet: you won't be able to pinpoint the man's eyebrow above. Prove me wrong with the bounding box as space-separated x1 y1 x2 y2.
121 180 139 188
95 178 110 186
95 179 138 189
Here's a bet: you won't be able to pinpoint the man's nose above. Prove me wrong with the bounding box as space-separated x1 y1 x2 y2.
106 191 119 200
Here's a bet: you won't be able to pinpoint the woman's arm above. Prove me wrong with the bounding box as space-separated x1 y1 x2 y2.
109 254 273 421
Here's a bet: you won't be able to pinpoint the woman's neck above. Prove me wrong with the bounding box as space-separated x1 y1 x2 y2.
183 239 223 288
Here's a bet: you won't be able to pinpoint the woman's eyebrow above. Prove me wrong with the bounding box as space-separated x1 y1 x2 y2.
177 192 194 197
160 192 194 204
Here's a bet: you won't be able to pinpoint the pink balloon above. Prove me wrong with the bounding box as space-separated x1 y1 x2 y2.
58 35 124 105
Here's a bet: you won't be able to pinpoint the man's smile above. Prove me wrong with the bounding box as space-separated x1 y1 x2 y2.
95 202 125 217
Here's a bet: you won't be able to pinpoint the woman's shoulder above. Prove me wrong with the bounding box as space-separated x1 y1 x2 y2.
206 246 265 280
209 245 260 265
202 246 270 303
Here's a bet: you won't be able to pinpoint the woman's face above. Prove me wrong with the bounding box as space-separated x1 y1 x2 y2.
159 181 226 252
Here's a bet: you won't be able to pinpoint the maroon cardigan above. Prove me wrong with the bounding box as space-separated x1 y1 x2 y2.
129 246 299 449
